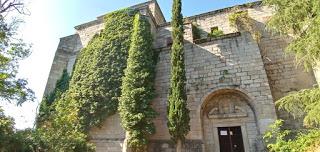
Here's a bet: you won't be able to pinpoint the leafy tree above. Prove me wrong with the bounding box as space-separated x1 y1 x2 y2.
264 120 320 152
167 0 190 151
262 0 320 151
276 88 320 128
263 0 320 69
0 107 14 149
0 1 34 105
119 13 156 151
0 108 37 152
0 0 36 150
262 0 320 128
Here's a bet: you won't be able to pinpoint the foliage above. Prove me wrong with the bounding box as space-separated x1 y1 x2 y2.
0 15 34 105
34 9 137 151
0 108 38 152
263 0 320 69
191 22 201 40
0 107 14 149
36 94 95 151
264 120 320 152
229 11 261 42
167 0 190 143
66 9 136 128
207 27 224 38
119 14 157 151
37 69 70 125
0 0 33 105
266 87 320 151
44 69 70 105
261 0 320 151
276 88 320 128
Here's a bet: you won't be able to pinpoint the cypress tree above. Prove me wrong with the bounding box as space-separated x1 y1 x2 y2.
167 0 190 151
119 14 156 151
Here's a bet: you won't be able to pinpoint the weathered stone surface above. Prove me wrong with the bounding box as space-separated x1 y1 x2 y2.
44 1 318 152
147 140 202 152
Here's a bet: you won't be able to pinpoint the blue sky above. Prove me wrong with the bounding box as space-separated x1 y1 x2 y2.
0 0 256 129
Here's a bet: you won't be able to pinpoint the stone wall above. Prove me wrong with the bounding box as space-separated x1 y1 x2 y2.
152 22 276 151
43 1 318 152
147 140 203 152
146 0 166 25
43 34 81 95
89 114 125 152
247 5 317 128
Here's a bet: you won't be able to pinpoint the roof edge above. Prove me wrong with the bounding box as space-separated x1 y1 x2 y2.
159 1 262 27
74 0 154 30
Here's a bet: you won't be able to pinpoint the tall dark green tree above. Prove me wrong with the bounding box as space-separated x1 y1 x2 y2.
167 0 190 151
119 13 156 151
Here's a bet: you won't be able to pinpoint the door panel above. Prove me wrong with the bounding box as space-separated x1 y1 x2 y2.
218 126 245 152
218 127 232 152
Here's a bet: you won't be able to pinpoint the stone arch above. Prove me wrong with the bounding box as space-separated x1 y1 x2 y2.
200 88 257 117
200 88 261 152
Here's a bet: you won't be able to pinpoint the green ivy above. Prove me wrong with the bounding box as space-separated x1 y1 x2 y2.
229 11 261 42
37 69 70 125
207 27 224 38
36 9 137 151
191 22 201 40
67 8 137 128
119 14 157 151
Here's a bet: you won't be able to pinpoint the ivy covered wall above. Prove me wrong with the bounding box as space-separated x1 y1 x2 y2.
36 9 154 151
68 9 137 128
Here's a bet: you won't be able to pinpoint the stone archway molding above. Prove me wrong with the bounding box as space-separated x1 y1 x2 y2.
199 86 264 152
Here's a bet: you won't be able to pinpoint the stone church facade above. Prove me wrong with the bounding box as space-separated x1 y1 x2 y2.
43 1 318 152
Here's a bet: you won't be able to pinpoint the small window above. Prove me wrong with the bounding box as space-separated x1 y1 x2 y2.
208 26 224 38
211 27 219 32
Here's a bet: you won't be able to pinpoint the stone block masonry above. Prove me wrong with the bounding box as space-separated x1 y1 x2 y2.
44 1 318 151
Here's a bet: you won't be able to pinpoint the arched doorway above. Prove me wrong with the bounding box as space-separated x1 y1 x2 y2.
201 89 260 152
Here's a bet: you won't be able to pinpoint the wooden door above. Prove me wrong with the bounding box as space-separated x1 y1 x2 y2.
218 126 245 152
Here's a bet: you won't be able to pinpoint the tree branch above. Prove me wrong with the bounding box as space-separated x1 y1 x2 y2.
0 0 26 15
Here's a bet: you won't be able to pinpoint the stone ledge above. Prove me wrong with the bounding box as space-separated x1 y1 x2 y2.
90 137 125 141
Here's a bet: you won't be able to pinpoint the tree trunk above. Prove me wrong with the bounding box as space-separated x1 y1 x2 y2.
176 139 184 152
